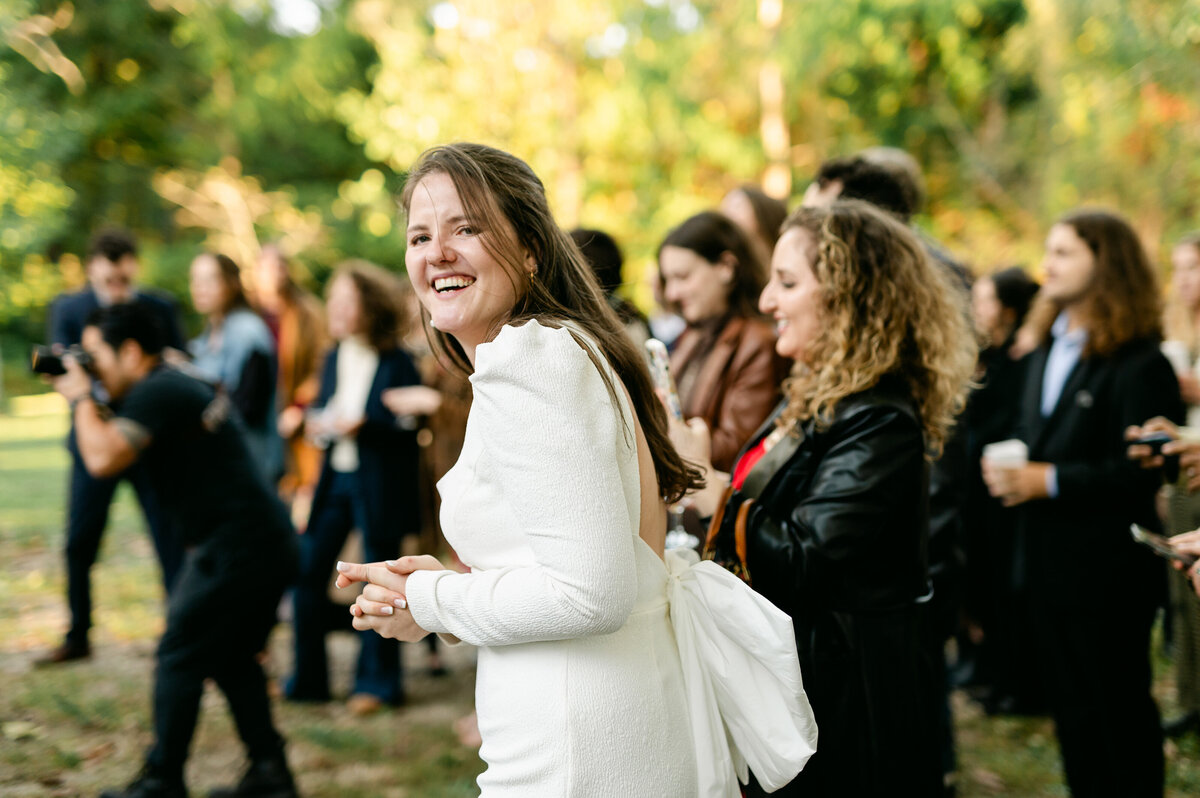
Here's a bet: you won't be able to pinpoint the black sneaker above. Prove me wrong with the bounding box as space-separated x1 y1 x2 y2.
208 757 298 798
99 769 187 798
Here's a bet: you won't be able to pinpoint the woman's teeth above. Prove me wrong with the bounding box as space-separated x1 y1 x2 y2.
434 275 476 293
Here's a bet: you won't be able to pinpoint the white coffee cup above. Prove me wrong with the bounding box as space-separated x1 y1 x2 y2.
982 439 1028 468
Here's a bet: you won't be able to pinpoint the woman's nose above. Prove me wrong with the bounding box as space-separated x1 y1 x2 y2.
758 283 776 314
428 236 457 265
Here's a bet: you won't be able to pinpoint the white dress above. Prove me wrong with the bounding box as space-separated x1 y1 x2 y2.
405 321 816 797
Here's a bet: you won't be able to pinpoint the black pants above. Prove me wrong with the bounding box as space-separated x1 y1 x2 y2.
289 470 404 703
65 448 183 647
1033 600 1163 798
146 527 296 782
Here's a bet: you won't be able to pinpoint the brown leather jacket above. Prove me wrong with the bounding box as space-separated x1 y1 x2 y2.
670 315 790 472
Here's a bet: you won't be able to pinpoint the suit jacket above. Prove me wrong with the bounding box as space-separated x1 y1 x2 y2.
48 287 186 350
310 346 422 541
1015 336 1183 608
669 315 789 472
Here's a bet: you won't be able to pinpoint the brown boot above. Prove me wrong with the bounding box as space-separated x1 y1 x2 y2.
34 640 90 667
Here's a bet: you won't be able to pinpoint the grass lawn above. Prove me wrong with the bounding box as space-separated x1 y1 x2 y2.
2 397 1199 796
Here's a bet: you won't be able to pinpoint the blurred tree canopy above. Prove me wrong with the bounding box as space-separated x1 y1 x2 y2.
2 0 1199 336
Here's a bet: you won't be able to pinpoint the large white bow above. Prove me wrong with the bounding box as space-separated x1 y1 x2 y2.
665 547 818 796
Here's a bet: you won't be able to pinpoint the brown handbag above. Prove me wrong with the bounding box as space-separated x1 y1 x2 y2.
702 485 755 584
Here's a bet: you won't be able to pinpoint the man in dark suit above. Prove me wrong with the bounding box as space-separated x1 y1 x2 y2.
984 210 1182 798
39 228 188 664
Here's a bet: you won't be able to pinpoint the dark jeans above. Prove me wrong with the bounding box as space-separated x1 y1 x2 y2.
147 525 296 782
288 470 404 703
65 448 183 647
1034 600 1163 798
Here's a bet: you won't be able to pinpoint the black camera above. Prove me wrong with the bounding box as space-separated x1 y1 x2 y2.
30 344 95 377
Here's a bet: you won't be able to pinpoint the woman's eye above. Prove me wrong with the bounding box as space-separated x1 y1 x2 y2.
458 226 476 236
409 234 430 245
780 281 796 289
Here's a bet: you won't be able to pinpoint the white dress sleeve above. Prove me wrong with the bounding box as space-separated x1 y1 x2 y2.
405 322 640 647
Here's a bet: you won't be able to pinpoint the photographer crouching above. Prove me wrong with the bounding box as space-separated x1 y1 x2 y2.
51 302 299 798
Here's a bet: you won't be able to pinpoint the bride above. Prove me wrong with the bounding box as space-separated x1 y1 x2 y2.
335 142 816 796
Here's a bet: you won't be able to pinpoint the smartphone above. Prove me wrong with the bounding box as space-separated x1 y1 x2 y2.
1130 524 1198 567
645 339 683 420
1133 432 1174 456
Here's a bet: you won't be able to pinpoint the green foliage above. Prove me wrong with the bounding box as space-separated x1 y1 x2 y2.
1 0 1198 363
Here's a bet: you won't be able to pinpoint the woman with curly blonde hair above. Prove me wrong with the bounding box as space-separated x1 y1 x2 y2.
673 199 976 796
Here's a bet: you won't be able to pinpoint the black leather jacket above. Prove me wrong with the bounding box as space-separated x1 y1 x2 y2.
733 376 931 621
729 376 941 797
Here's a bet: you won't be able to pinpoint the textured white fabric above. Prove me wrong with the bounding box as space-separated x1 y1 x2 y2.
405 321 813 796
407 321 697 796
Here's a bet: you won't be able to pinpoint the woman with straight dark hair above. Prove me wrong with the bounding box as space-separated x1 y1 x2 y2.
189 251 280 483
333 143 816 796
983 209 1183 798
659 211 789 471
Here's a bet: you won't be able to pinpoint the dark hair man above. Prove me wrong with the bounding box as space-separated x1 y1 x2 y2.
40 228 189 665
52 302 299 798
802 155 916 221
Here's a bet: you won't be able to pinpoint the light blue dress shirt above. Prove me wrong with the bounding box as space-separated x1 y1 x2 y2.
1039 311 1088 497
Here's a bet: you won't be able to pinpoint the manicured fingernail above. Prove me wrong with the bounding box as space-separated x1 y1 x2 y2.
385 559 399 567
381 606 393 615
336 561 349 572
394 598 407 609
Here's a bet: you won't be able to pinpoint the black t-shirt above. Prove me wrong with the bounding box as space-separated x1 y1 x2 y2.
115 366 290 546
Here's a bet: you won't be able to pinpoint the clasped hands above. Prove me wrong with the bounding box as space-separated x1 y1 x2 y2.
335 554 442 642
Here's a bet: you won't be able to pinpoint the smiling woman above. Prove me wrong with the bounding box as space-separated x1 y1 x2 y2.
671 199 977 797
336 142 817 797
657 211 789 471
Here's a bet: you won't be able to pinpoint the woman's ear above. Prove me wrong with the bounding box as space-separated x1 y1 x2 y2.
525 249 539 277
717 252 738 285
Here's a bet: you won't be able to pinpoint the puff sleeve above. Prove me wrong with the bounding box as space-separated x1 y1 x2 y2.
404 322 640 646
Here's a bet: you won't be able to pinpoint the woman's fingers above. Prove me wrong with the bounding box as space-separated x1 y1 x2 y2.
354 595 398 617
335 560 407 592
362 582 407 608
387 555 442 574
1140 417 1178 436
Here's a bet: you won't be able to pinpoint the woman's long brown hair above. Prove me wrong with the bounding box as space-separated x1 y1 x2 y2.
1021 209 1163 357
400 143 703 502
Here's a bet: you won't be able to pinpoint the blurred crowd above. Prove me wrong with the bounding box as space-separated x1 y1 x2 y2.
34 144 1200 798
